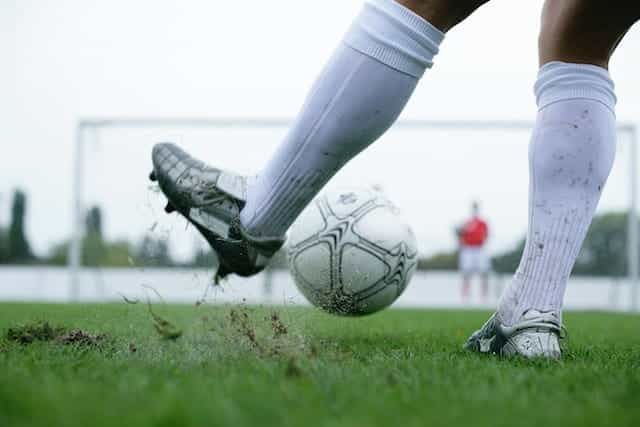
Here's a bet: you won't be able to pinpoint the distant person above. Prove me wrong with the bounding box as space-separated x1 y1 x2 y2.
457 202 490 302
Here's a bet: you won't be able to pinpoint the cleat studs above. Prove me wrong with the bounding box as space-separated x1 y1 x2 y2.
149 171 157 181
164 202 177 213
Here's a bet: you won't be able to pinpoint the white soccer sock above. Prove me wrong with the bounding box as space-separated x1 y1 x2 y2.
240 0 444 240
497 61 617 326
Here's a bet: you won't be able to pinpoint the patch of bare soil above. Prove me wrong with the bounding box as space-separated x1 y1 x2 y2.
5 321 110 350
6 321 66 344
57 329 108 347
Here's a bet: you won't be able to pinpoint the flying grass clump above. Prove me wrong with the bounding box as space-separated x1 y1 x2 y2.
139 297 311 377
147 301 183 341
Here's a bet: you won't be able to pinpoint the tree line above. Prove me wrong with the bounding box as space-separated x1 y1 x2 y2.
0 189 634 276
0 191 214 268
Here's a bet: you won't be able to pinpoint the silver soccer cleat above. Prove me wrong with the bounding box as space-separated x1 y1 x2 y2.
149 143 284 282
464 310 563 359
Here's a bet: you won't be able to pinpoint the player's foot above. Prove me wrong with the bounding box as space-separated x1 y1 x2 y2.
463 310 563 359
149 143 284 282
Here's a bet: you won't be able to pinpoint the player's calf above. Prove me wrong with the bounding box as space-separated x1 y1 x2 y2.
538 0 640 68
397 0 491 32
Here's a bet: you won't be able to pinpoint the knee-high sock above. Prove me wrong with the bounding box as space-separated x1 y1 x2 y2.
497 61 617 325
240 0 444 240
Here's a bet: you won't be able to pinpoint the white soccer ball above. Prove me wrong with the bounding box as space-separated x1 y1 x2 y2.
287 187 418 316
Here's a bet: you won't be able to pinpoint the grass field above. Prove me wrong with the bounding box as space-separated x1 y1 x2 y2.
0 303 638 427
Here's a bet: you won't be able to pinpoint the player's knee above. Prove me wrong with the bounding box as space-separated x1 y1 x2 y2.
538 18 604 68
397 0 491 32
538 0 639 68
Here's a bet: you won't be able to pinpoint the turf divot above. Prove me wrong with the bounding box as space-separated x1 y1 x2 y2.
4 320 110 350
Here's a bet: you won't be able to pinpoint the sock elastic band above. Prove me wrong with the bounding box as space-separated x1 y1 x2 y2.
535 61 617 113
343 0 444 78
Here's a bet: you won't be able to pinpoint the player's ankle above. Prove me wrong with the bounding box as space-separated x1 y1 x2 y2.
497 303 560 327
237 219 285 250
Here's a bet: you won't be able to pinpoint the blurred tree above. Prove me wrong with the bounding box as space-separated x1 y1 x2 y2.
47 241 69 266
46 239 133 267
417 251 458 271
85 206 103 236
574 212 628 277
103 240 132 267
136 235 173 267
0 191 6 263
0 227 8 263
191 247 217 268
492 212 634 276
8 190 34 263
492 239 525 274
46 206 134 268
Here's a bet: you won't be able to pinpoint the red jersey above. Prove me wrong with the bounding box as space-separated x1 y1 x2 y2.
460 217 488 247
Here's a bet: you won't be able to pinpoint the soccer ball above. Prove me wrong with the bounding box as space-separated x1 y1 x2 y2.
287 187 418 316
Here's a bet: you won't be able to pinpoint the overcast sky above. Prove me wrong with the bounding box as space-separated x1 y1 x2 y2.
3 0 640 259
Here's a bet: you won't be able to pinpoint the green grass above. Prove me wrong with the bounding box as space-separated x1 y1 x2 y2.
0 303 638 427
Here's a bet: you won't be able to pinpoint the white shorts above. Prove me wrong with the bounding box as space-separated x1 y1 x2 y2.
459 246 491 275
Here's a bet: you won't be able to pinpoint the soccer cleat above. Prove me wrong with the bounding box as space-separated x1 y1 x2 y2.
464 310 563 359
150 143 284 283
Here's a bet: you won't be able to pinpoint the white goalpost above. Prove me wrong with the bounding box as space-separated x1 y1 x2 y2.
69 118 640 311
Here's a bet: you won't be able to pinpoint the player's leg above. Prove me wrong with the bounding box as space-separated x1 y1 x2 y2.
537 0 639 69
462 275 471 302
479 248 490 301
239 0 490 241
480 273 489 301
466 0 640 358
151 0 491 281
499 0 640 328
459 247 471 301
462 277 471 301
396 0 490 32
